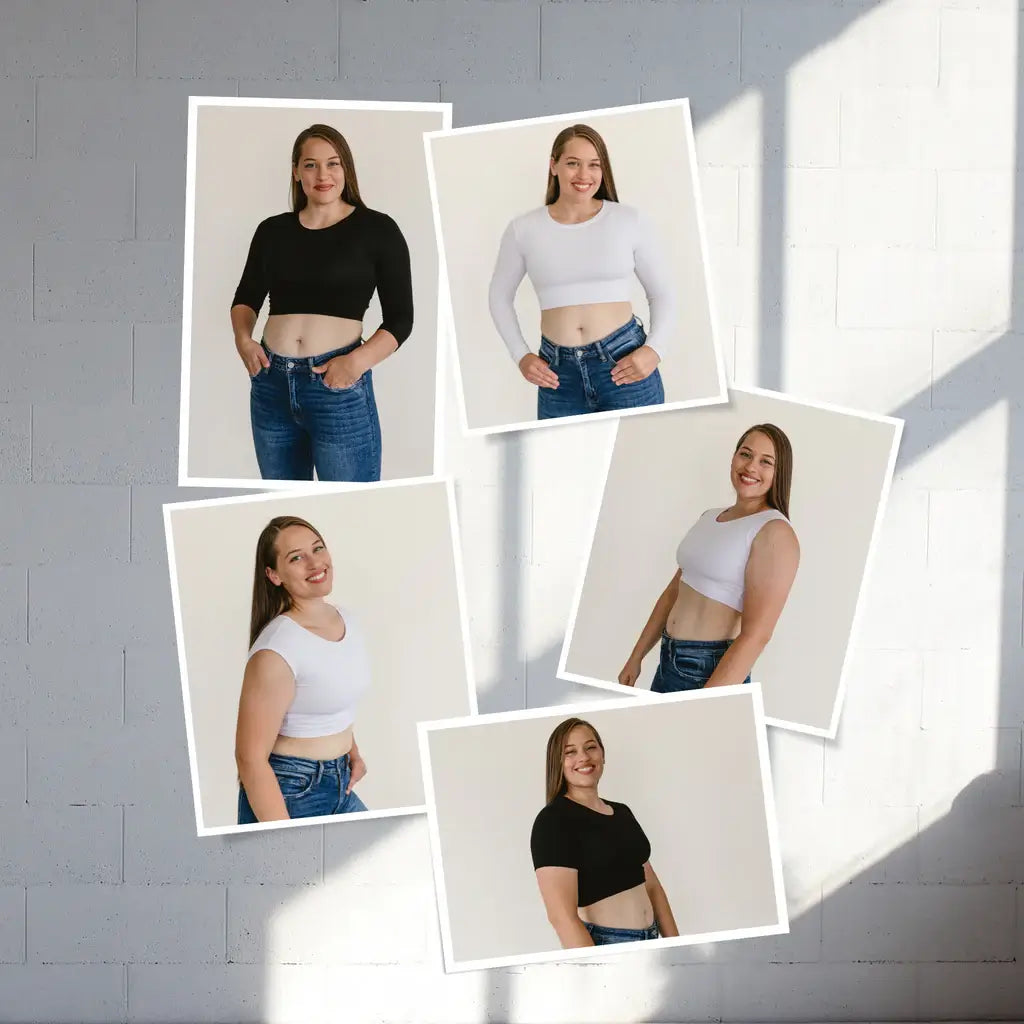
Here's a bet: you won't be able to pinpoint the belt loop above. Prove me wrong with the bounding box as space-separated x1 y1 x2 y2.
314 760 324 786
596 338 610 363
548 342 560 368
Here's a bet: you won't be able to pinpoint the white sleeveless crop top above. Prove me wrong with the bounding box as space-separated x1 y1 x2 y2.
487 201 677 364
247 604 371 738
676 508 790 612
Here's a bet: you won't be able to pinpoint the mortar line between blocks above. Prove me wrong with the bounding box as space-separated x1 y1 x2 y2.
537 2 543 80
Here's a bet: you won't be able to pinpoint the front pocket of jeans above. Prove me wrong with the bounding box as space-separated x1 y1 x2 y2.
670 652 715 685
274 770 315 798
315 372 365 394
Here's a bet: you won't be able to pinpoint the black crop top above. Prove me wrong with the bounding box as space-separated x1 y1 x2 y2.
231 207 414 346
530 796 651 907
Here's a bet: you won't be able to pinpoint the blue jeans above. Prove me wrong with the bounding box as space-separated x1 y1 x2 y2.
584 919 659 945
237 752 367 824
650 633 752 692
536 317 665 420
249 340 382 482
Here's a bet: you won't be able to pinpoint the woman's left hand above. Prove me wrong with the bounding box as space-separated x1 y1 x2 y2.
347 753 367 793
312 353 365 390
611 346 660 385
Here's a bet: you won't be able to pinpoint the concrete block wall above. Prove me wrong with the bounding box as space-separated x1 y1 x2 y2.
1 0 1021 1020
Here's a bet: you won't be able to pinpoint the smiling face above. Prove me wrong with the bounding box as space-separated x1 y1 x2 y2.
294 136 345 207
561 724 604 791
549 137 603 202
265 524 332 600
731 430 777 504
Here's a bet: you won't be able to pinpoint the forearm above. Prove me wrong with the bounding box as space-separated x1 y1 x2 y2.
230 305 258 346
648 882 678 938
704 630 769 687
549 914 595 949
630 583 677 662
237 759 289 822
358 329 399 370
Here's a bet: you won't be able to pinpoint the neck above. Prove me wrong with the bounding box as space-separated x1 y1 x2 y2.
284 594 327 619
731 495 771 516
551 193 601 222
299 199 352 229
563 785 603 809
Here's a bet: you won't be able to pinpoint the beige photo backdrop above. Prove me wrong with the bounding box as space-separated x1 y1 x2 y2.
427 100 725 432
185 102 445 482
562 391 901 733
425 693 782 965
168 482 471 831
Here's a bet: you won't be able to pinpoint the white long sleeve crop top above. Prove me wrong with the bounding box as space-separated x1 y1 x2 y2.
487 201 678 364
247 604 371 738
676 508 790 612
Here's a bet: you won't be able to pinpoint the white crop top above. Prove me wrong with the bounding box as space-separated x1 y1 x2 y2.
247 604 371 738
487 201 678 364
676 508 790 612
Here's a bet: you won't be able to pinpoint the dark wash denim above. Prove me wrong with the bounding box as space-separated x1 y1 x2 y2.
536 317 665 420
584 919 660 945
650 632 752 692
249 339 382 482
237 751 367 824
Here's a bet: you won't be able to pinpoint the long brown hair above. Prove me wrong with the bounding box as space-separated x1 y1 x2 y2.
290 124 363 212
544 124 619 205
734 423 794 520
544 718 605 804
249 515 325 647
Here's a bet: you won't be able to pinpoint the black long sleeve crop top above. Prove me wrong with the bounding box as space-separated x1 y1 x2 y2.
530 796 651 907
231 207 414 346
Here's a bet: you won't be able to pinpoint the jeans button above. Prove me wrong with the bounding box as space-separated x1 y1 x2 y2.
286 361 294 369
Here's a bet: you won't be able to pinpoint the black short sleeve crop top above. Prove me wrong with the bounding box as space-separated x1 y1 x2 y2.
530 796 651 907
231 207 414 346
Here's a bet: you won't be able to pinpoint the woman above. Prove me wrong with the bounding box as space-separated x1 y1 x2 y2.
619 424 800 692
231 124 414 482
530 718 678 948
488 123 675 420
235 515 371 823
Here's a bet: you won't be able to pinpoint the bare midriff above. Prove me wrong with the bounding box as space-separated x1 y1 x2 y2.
271 725 354 761
665 580 742 642
263 313 364 358
578 882 654 930
540 301 634 348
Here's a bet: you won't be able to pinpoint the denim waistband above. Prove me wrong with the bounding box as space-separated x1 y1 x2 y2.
268 751 351 774
260 338 362 371
661 631 734 653
539 316 643 365
584 919 659 941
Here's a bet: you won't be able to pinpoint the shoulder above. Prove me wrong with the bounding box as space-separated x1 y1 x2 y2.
249 615 293 656
608 798 634 816
254 211 294 235
510 206 551 236
357 206 400 231
751 516 800 558
532 797 570 830
605 201 642 227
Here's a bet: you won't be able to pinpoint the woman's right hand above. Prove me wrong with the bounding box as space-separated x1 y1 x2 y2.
518 353 560 389
618 657 643 687
237 338 270 377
